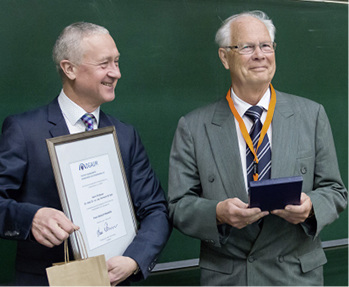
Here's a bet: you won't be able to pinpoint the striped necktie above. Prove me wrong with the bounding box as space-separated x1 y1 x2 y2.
81 113 95 131
245 106 271 185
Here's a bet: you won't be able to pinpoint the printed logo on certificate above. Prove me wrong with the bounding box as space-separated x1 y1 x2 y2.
70 154 127 250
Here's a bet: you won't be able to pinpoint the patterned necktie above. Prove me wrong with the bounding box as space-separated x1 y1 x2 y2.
81 113 95 131
245 106 271 185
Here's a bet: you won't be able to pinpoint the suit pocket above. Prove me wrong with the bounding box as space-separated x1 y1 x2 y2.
298 248 327 273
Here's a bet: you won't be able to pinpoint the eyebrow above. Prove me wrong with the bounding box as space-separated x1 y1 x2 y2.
82 54 120 66
98 54 120 62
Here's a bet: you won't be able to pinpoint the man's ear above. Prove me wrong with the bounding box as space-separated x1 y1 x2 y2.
60 60 77 80
218 48 230 70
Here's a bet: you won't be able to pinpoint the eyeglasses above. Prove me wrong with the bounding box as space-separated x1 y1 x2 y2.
225 42 276 55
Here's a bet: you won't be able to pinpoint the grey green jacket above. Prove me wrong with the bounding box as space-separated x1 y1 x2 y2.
168 90 347 286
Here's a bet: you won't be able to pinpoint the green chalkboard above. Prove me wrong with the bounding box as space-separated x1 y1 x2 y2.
0 0 347 284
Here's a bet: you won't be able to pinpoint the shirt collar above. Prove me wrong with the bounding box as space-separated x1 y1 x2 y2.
58 89 100 126
230 87 271 118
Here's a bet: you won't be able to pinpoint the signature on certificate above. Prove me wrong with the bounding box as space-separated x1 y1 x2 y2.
97 221 119 237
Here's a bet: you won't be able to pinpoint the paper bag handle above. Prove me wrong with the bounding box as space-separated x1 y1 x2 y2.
64 229 88 263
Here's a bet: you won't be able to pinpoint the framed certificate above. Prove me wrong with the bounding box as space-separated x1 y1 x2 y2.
46 126 137 260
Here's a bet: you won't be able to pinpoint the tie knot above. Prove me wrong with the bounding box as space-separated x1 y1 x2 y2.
81 113 95 131
245 106 263 121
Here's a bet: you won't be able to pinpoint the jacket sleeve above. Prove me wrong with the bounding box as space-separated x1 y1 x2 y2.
121 126 171 280
303 104 347 238
168 116 221 248
0 116 41 240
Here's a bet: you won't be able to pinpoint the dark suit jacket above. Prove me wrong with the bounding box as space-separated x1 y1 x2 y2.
168 90 347 286
0 97 171 285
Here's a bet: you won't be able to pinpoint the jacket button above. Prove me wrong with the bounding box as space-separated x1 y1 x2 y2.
4 230 20 237
204 239 215 245
148 261 156 271
278 256 284 263
248 256 255 263
208 175 215 183
301 166 307 174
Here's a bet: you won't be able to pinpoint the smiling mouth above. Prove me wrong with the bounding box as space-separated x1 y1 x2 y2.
251 66 267 70
102 82 113 87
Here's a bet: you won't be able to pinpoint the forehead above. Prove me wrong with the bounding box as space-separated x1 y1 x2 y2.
230 16 271 43
80 33 119 61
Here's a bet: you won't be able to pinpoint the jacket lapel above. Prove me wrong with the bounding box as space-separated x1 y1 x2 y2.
205 98 248 201
47 97 70 138
204 91 298 200
271 91 298 178
98 111 114 128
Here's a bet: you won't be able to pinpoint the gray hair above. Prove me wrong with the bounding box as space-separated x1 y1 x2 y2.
53 22 110 78
215 11 276 47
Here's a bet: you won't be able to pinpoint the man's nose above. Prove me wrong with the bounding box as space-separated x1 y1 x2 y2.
108 64 121 79
252 45 266 59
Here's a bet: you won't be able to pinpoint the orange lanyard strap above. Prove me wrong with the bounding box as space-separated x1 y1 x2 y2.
226 84 276 179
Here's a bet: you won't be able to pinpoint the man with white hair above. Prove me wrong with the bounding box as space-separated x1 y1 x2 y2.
168 11 347 285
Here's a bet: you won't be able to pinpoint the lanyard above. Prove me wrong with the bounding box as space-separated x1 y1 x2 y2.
225 84 276 181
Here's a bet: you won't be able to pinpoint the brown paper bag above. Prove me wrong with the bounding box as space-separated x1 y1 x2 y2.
46 231 110 286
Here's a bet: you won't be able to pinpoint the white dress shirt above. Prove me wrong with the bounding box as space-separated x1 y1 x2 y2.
231 87 272 192
57 89 100 134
